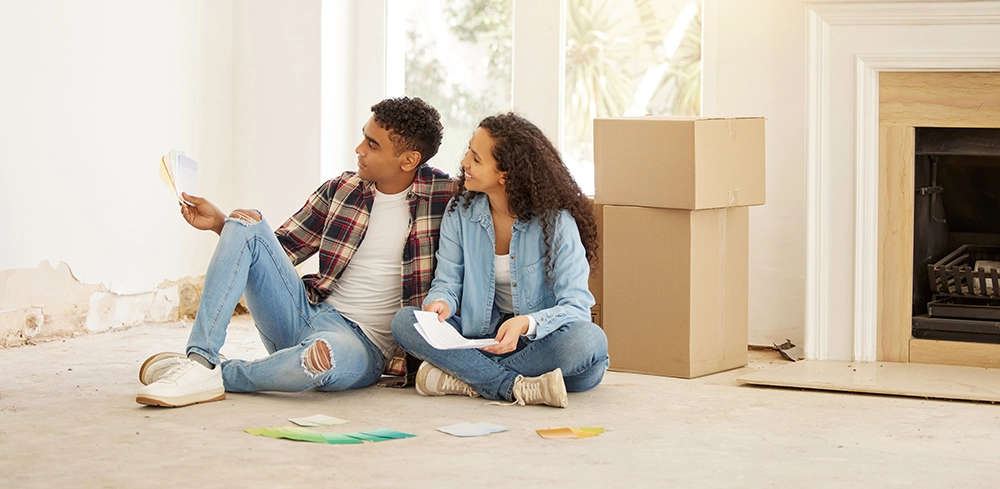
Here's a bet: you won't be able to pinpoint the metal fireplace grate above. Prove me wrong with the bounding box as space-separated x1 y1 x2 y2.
927 244 1000 298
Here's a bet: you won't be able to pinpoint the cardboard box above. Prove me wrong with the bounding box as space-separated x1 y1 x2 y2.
588 199 604 326
602 205 748 378
594 117 765 210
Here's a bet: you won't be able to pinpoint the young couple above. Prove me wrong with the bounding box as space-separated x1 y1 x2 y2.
136 96 608 409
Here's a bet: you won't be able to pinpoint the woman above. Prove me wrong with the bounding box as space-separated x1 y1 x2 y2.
391 113 609 408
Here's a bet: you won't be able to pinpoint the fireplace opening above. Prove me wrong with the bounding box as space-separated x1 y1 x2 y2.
912 127 1000 344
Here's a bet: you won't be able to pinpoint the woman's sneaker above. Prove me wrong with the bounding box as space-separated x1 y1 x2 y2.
511 368 568 408
414 361 480 397
135 359 225 407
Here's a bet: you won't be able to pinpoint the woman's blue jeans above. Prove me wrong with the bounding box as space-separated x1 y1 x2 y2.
391 306 609 401
185 218 384 393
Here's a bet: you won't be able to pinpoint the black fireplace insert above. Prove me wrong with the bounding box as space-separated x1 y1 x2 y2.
911 127 1000 344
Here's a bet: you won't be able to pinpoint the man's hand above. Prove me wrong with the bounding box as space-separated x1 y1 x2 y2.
480 316 529 355
180 192 226 235
423 300 451 322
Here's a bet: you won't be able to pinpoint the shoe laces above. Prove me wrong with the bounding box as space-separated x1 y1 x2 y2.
511 375 542 406
442 375 476 397
159 360 196 383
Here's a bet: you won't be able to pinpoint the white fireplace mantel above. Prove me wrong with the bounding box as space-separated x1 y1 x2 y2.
804 1 1000 361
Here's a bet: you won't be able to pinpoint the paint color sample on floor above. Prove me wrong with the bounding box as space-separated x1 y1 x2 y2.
358 428 417 441
437 422 509 437
288 414 349 427
737 360 1000 402
246 427 415 444
246 426 329 443
537 427 605 439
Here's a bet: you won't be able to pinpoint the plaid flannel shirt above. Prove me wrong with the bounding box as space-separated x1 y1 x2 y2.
274 165 453 384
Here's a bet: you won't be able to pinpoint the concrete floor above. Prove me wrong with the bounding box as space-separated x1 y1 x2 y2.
2 316 999 488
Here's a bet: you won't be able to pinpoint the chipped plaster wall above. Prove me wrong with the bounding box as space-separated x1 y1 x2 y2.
0 262 211 347
0 0 237 344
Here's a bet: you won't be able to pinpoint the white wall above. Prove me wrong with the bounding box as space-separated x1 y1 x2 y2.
703 0 809 348
0 0 235 294
233 0 322 224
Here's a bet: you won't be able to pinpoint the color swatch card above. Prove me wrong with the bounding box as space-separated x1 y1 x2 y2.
246 426 415 445
536 427 605 439
413 311 498 350
159 149 198 204
437 422 509 438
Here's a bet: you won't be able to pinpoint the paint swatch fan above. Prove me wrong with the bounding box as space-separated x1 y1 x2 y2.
159 149 198 205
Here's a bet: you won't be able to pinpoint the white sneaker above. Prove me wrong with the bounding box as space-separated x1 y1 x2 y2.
139 352 227 385
135 359 225 407
414 361 479 397
511 368 568 408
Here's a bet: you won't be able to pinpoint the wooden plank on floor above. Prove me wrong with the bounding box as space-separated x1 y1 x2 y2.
737 361 1000 403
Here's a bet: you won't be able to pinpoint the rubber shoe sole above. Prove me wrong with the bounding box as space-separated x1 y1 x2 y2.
136 390 226 408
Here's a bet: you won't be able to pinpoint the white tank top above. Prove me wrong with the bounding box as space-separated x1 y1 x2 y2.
494 253 514 314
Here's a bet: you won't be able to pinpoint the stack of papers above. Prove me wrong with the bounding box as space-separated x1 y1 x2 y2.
159 149 198 204
413 311 498 350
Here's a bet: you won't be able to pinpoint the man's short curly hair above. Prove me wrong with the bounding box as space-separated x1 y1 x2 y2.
370 97 443 166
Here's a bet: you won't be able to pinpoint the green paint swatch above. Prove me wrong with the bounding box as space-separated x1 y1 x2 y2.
246 426 415 445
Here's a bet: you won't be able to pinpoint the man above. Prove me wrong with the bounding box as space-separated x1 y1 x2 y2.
136 97 452 407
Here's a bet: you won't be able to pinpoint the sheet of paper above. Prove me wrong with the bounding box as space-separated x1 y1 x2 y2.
413 310 498 350
288 414 349 427
174 153 198 200
437 422 509 437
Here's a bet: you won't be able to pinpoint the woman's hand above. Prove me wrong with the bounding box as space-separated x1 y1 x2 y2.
423 300 451 322
180 192 226 235
480 316 529 355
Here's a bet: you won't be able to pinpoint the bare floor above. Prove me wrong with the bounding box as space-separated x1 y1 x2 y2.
2 317 998 488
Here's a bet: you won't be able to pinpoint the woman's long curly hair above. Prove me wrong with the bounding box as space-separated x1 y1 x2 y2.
450 112 598 282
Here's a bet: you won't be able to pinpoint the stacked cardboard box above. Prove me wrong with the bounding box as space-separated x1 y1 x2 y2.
588 199 604 328
594 117 765 378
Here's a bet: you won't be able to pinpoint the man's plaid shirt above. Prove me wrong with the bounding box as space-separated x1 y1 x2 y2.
274 166 453 381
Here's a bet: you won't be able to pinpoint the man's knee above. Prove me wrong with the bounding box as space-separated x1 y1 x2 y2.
228 209 261 226
302 339 333 375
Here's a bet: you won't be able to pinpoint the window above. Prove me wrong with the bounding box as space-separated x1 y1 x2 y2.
386 0 514 173
373 0 702 194
563 0 701 194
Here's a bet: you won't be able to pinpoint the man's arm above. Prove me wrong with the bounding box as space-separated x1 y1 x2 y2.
179 192 226 235
179 192 262 235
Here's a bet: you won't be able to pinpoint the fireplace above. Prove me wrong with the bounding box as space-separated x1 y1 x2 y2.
876 71 1000 367
911 127 1000 344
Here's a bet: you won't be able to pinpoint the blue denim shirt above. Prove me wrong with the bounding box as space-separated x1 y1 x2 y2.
423 193 595 340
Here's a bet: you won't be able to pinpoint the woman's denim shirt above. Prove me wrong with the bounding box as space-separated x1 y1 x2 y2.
423 193 595 340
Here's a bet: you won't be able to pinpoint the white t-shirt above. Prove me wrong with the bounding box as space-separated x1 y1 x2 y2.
324 186 411 359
